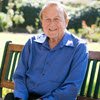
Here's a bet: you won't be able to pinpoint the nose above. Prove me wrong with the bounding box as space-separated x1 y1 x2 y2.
49 19 55 26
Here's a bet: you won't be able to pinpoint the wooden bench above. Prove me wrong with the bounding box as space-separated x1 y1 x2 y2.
0 41 100 100
0 41 24 99
78 51 100 100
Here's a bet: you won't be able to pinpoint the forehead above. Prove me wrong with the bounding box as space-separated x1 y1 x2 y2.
42 4 64 17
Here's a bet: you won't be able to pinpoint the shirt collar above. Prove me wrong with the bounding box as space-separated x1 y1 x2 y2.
33 32 74 47
61 31 74 47
33 33 47 43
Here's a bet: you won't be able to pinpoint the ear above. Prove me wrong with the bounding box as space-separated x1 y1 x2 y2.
66 18 69 27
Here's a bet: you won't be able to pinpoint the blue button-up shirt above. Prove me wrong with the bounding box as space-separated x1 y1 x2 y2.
13 32 88 100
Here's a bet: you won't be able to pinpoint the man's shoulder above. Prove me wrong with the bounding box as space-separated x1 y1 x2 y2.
30 33 46 43
66 31 87 46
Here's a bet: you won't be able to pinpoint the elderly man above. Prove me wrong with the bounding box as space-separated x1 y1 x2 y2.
4 1 88 100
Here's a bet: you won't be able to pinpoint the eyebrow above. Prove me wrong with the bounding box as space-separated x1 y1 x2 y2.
43 15 61 19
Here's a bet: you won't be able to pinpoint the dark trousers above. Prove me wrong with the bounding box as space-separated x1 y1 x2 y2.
4 93 15 100
4 92 41 100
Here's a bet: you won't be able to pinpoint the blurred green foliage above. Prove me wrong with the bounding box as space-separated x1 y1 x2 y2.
0 0 100 35
69 19 100 42
19 1 100 33
0 0 25 31
20 4 41 30
68 6 100 32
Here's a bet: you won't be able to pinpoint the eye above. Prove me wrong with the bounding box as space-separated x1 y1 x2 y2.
44 18 51 23
54 18 60 22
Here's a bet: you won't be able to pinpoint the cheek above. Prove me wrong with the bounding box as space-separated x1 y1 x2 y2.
42 24 49 33
58 23 65 30
60 22 66 29
42 22 49 29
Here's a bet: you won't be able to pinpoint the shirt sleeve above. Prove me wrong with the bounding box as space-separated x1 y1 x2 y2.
42 43 89 100
13 39 31 100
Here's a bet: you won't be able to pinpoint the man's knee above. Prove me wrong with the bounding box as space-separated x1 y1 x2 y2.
4 92 14 100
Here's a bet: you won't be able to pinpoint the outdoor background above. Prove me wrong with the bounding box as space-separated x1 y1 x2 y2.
0 0 100 98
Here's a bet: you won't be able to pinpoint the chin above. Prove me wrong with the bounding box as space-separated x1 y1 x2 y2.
48 34 58 39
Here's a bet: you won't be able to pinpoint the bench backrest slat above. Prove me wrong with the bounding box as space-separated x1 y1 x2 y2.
5 51 20 81
93 65 100 98
79 60 91 96
89 51 100 60
5 51 13 81
87 60 98 97
9 52 20 81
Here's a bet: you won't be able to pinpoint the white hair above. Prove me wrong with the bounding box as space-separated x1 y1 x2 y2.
39 1 70 21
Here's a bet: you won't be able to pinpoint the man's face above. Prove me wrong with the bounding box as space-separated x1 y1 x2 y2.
41 5 67 39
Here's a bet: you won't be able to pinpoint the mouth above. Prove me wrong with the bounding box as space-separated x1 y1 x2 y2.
49 28 57 31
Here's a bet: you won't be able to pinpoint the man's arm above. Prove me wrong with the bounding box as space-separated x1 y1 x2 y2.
13 40 31 100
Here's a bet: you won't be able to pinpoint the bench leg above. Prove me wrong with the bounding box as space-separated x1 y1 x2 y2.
0 88 2 98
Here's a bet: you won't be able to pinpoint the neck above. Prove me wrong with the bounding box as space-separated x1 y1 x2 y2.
49 34 64 49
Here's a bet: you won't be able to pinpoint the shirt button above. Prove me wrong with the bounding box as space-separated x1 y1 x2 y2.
36 84 39 87
46 62 49 64
42 73 45 76
34 83 39 87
